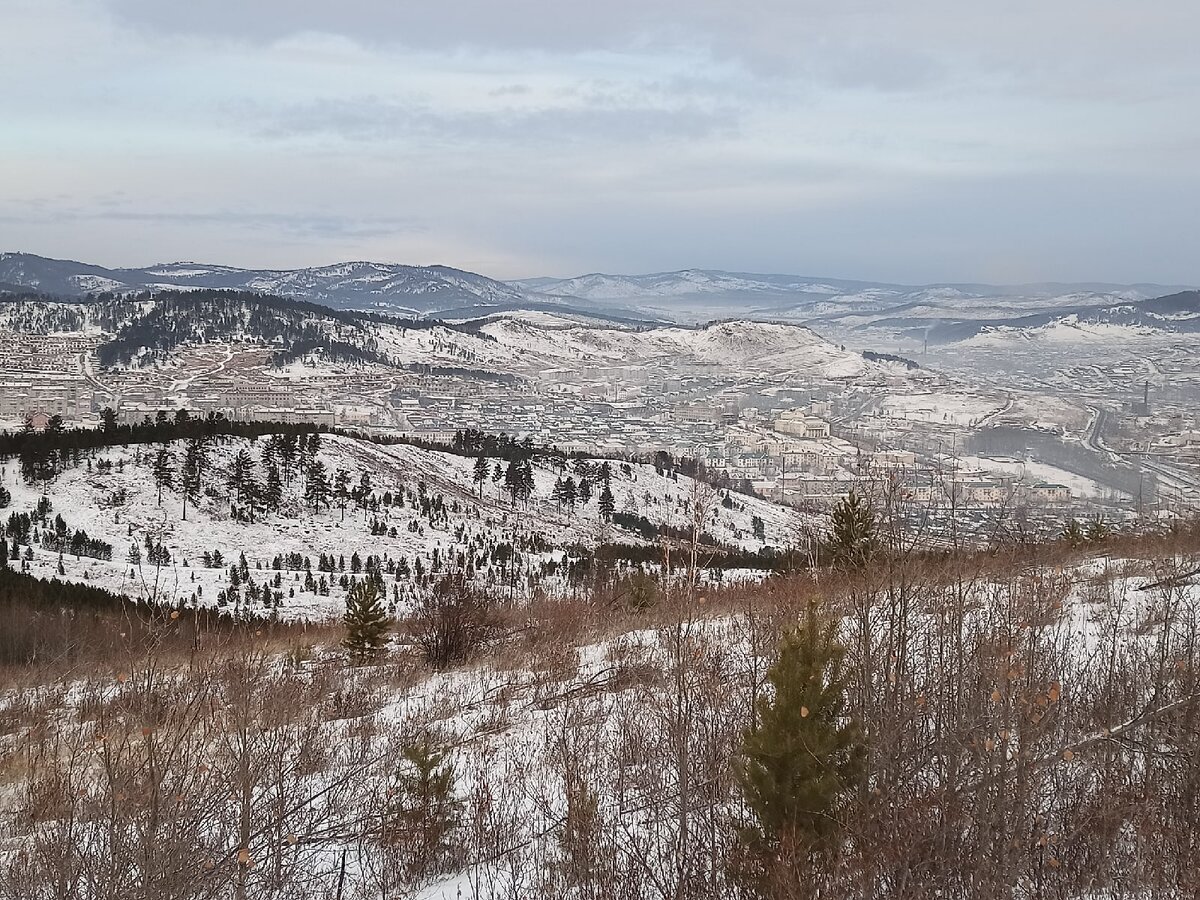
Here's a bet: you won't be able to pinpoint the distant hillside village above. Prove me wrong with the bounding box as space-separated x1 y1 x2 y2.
3 292 1198 529
0 327 1099 528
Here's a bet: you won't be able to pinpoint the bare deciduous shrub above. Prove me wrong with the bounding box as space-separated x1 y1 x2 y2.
408 573 498 669
0 532 1198 899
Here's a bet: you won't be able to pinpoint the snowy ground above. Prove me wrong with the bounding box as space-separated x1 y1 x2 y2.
0 434 808 620
879 391 1007 427
957 455 1112 498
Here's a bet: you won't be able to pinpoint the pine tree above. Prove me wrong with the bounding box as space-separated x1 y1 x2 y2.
383 739 463 878
278 434 298 484
356 470 373 509
561 476 577 516
304 459 331 512
181 438 205 521
335 468 352 521
152 444 173 506
343 578 390 661
472 455 489 498
827 490 876 570
518 462 534 505
229 448 253 503
735 605 865 888
598 482 615 521
264 462 283 511
504 460 521 506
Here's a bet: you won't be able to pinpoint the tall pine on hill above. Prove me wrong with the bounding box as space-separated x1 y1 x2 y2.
598 483 615 521
472 455 489 497
735 604 865 894
152 444 173 505
344 578 390 662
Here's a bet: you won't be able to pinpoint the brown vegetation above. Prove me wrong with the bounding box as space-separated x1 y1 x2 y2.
0 526 1199 898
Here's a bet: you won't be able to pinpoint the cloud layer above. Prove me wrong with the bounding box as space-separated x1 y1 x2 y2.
1 0 1197 282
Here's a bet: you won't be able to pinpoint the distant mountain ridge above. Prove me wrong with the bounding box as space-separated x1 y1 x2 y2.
926 290 1200 344
4 252 1195 331
0 252 532 314
518 268 1192 304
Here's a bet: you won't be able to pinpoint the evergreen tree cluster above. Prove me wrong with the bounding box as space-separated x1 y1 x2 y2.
452 429 537 461
0 410 326 487
39 520 113 562
93 290 401 368
0 295 130 334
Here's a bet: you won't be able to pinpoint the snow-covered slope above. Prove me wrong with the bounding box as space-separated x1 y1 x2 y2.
0 253 533 316
932 291 1200 346
463 314 887 380
1 433 806 619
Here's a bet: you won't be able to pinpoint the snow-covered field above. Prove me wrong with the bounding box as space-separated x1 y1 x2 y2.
879 391 1007 426
957 454 1111 498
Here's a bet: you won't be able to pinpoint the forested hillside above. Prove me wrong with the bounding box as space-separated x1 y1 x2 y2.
94 291 403 368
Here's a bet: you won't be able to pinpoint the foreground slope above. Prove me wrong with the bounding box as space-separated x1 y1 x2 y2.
1 530 1197 899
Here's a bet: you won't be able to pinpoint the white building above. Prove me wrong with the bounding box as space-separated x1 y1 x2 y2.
774 409 831 440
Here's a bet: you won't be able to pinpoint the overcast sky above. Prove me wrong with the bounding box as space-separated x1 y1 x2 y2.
2 0 1198 284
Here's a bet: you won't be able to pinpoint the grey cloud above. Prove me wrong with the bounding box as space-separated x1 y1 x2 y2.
99 0 1199 96
236 97 739 145
488 84 531 97
0 205 426 241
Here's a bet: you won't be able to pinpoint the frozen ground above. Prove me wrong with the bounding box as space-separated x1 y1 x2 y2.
879 392 1007 427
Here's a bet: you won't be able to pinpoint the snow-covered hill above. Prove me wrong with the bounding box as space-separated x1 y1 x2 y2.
454 313 888 380
928 291 1200 346
0 253 537 316
0 291 898 383
1 433 806 619
517 270 1194 325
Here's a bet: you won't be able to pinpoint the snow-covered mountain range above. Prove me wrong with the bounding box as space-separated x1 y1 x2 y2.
5 253 1194 333
518 269 1196 325
0 252 644 321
